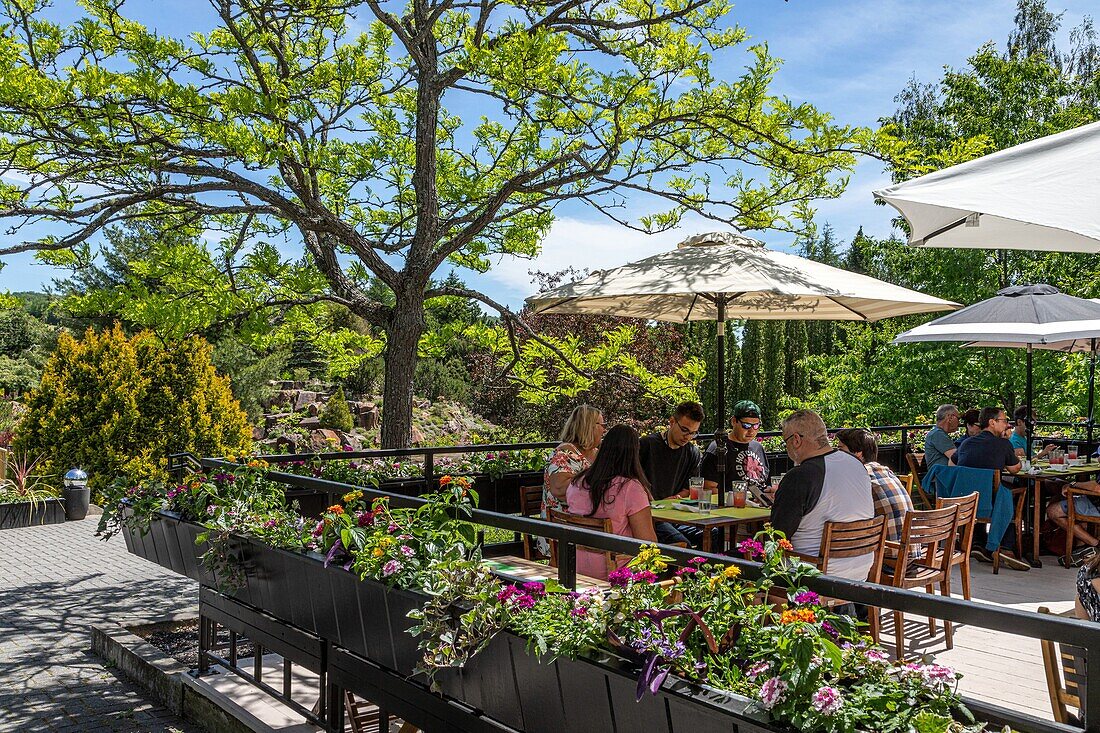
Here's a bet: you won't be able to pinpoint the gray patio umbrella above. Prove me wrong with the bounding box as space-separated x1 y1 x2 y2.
528 231 958 503
893 284 1100 459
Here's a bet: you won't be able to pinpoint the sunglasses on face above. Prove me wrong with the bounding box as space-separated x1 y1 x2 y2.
738 421 761 431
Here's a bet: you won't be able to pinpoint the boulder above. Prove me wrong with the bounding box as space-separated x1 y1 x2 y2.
310 428 342 452
337 431 361 450
410 426 425 445
251 426 266 441
299 416 321 429
294 390 318 412
357 407 379 431
265 412 293 429
274 434 299 453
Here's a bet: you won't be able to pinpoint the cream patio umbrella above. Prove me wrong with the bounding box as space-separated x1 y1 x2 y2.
874 120 1100 252
527 231 958 503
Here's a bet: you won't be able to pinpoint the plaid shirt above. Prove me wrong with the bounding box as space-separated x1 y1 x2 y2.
866 461 914 546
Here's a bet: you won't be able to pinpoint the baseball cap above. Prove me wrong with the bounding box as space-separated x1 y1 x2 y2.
732 400 762 420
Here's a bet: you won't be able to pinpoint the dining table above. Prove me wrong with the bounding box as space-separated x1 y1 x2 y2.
1025 459 1100 564
649 499 771 553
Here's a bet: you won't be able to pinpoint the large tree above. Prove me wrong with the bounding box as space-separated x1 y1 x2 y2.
0 0 865 446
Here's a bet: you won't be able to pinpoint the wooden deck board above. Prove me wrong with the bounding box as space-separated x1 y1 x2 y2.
876 558 1079 722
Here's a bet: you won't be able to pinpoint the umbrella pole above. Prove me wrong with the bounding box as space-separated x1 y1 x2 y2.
1088 340 1097 463
716 297 727 508
1026 344 1033 459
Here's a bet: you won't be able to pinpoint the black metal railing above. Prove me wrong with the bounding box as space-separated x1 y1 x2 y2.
199 456 1100 733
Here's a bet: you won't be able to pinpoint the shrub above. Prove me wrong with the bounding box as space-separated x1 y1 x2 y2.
319 386 354 432
13 324 252 495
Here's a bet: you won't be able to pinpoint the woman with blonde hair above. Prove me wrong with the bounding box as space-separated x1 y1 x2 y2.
541 404 606 516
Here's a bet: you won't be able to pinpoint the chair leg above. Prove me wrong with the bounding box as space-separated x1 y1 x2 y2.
960 558 971 601
1067 511 1077 568
940 575 953 650
894 610 904 660
992 549 1000 575
868 606 880 645
925 584 936 635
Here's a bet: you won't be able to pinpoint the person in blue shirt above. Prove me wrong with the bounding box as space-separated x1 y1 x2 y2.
924 404 960 468
1010 405 1055 459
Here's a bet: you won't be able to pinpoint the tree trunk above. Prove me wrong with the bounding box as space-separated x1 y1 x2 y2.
380 289 426 448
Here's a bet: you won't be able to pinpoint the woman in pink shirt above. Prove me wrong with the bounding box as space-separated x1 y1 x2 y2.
565 425 658 579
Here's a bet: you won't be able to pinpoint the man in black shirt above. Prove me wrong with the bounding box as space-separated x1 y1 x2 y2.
701 400 771 493
955 406 1029 570
639 401 704 547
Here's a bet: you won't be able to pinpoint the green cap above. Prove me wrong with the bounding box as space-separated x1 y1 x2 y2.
732 400 762 419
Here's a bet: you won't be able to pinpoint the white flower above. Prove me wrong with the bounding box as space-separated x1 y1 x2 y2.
746 661 770 681
811 686 843 716
758 677 788 710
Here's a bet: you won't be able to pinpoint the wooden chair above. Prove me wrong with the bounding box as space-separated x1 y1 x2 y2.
345 691 403 732
1065 484 1100 568
879 505 959 660
548 508 621 579
927 468 1021 574
905 452 934 509
935 492 980 601
518 483 547 560
1039 606 1088 725
817 515 888 643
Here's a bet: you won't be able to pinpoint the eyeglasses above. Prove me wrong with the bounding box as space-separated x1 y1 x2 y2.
739 421 761 431
674 420 700 437
782 433 802 445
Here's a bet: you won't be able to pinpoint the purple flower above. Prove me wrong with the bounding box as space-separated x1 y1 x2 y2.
608 566 634 587
522 581 546 598
811 686 842 715
865 649 889 664
570 606 588 617
263 519 278 529
758 677 788 710
387 522 399 533
399 545 414 557
793 590 820 605
821 621 839 639
206 504 216 516
514 594 537 610
674 566 697 577
342 445 353 452
738 538 764 559
633 570 658 584
356 511 374 527
689 556 706 566
382 559 403 577
746 661 770 681
497 585 521 603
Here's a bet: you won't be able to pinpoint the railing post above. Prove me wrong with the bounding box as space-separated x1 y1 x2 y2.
901 426 909 458
424 450 434 489
1086 640 1100 732
559 542 577 590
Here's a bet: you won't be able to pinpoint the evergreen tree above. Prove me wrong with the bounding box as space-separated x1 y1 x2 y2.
319 386 355 433
784 321 810 400
759 322 786 426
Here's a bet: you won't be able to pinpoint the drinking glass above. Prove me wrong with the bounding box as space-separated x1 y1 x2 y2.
700 487 714 509
1052 449 1064 465
688 476 704 500
1069 445 1079 460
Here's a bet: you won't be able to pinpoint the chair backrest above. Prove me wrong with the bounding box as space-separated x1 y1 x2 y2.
900 472 915 495
519 484 543 517
936 491 980 556
1038 606 1088 724
896 505 959 577
905 452 925 476
818 515 887 581
548 508 617 575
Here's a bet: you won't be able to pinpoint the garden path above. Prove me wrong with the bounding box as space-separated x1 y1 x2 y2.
0 517 200 733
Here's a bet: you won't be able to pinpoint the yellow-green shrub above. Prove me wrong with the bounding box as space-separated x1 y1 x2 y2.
14 324 252 495
319 386 354 432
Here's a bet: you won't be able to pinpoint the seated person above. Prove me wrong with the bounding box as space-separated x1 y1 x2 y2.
1077 552 1100 621
924 404 960 468
955 407 1030 571
702 400 770 494
1010 405 1055 459
771 410 874 580
1047 478 1100 566
565 424 657 580
639 401 704 547
954 408 982 450
542 404 604 516
835 428 914 551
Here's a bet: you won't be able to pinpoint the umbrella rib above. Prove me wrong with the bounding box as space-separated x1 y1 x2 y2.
684 294 700 322
918 215 971 245
830 298 870 320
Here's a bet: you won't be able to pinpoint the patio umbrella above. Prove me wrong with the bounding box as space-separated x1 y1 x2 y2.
892 284 1100 459
527 231 958 503
873 120 1100 252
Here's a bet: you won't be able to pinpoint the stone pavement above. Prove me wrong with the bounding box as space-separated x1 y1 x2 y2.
0 517 202 733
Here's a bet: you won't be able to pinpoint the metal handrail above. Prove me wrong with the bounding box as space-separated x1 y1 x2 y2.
202 456 1100 732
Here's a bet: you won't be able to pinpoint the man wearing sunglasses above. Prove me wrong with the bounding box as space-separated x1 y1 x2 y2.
701 400 770 495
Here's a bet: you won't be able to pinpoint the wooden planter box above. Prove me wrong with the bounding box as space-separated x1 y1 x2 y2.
0 498 66 529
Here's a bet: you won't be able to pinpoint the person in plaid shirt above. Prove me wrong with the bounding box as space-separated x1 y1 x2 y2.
835 428 913 547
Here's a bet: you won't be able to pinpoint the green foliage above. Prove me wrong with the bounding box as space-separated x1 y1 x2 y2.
211 338 289 422
319 387 354 433
0 300 60 394
14 324 253 495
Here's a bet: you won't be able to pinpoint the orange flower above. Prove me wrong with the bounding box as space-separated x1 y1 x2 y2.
780 608 817 624
327 505 345 515
778 539 794 552
439 475 453 486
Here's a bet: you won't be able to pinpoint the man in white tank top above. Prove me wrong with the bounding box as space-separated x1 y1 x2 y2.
772 410 875 580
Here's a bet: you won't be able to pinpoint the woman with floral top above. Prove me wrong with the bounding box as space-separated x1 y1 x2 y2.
542 404 606 516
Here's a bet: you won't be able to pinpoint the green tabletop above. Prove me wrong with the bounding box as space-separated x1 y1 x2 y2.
1030 461 1100 477
650 499 771 524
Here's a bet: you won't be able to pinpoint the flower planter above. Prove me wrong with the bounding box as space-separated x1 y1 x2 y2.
0 498 66 529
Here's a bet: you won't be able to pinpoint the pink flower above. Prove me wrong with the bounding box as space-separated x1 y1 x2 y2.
263 519 278 529
865 649 890 664
311 521 324 538
570 606 588 617
793 590 820 605
399 545 414 557
497 585 521 603
758 677 787 710
356 511 374 527
608 566 634 587
387 523 399 533
811 686 842 715
382 559 402 577
522 581 546 598
633 570 658 583
674 566 697 576
738 538 764 559
746 661 770 681
689 556 706 566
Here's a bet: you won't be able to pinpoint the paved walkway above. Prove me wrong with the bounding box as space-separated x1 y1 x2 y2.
0 518 201 733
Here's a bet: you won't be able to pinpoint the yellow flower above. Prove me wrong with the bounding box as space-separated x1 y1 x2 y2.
224 455 236 463
708 575 724 589
247 459 269 469
372 547 384 558
342 490 363 503
723 565 741 579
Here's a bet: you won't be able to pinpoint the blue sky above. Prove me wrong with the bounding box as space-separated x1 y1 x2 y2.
1 0 1096 308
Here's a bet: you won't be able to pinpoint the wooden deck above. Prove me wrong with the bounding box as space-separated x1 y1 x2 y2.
878 558 1078 721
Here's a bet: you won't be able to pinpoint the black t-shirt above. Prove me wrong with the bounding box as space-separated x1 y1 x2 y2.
701 437 770 491
638 432 702 500
956 430 1020 472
